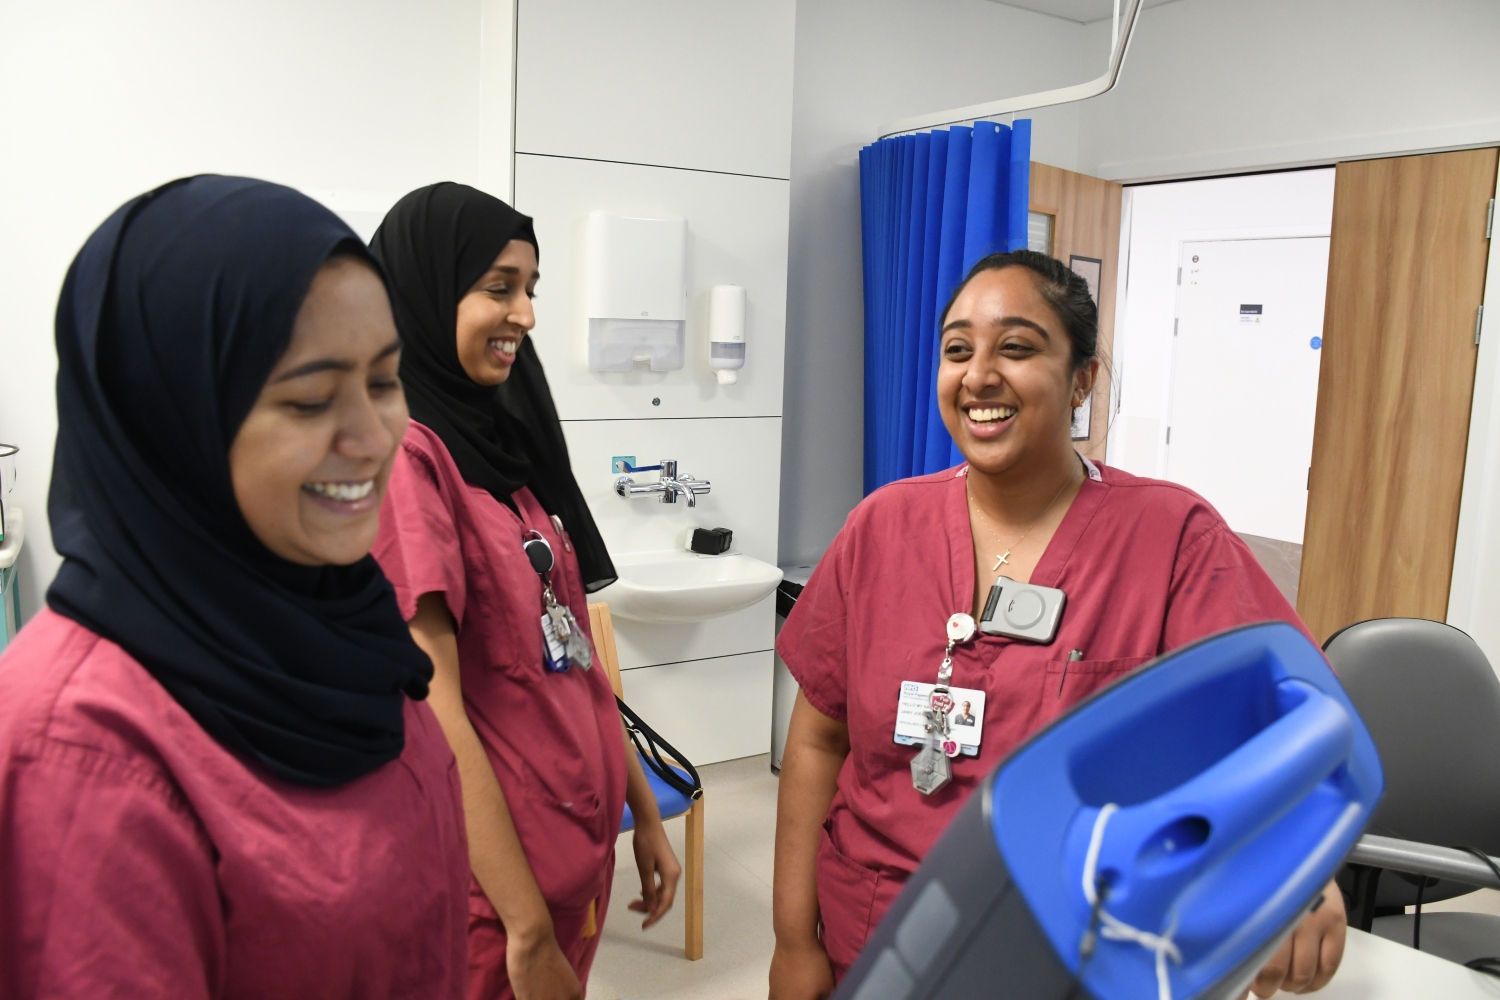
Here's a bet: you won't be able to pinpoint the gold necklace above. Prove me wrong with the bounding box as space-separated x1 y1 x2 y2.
967 471 1074 573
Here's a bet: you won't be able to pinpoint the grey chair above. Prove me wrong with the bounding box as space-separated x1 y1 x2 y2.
1326 618 1500 967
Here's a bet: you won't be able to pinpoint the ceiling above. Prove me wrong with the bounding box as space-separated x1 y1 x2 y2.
985 0 1182 26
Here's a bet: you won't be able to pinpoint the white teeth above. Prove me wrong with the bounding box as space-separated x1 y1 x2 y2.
305 480 374 502
968 406 1017 423
492 339 518 356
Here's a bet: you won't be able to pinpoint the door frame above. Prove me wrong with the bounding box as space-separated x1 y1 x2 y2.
1447 165 1500 666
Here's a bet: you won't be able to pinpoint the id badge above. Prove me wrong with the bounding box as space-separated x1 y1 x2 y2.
894 681 986 756
540 614 570 673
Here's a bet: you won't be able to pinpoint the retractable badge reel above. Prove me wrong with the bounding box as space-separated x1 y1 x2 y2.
912 613 977 795
524 532 592 672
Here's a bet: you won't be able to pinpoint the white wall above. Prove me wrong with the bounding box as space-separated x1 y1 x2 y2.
1106 170 1336 480
0 0 515 622
777 0 1103 567
513 0 797 764
1078 0 1500 181
515 0 795 179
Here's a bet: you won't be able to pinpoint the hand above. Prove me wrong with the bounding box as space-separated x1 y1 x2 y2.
506 926 582 1000
1246 881 1346 996
628 819 682 928
769 938 836 1000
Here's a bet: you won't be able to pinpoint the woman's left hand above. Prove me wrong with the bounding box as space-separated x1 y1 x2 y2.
1246 880 1347 996
628 819 682 928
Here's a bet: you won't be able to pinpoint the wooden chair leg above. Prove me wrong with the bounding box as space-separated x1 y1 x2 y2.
684 798 704 960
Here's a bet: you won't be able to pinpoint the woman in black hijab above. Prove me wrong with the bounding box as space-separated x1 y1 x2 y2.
0 176 468 998
369 183 678 1000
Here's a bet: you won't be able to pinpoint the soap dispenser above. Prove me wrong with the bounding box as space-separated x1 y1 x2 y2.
708 284 746 385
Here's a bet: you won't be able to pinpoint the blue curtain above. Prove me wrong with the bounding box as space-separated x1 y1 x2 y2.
860 119 1031 495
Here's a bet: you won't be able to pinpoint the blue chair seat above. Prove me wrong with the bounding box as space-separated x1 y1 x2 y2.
620 750 696 832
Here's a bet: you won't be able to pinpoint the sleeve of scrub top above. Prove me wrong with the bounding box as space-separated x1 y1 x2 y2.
1161 513 1316 652
375 442 468 626
1 751 223 998
775 529 852 722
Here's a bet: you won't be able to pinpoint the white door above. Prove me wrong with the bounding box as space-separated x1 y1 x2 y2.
1166 238 1329 543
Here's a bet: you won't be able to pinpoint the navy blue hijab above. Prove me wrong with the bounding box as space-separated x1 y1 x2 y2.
47 176 433 787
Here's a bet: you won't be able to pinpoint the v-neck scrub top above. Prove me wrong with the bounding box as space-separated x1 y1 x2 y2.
776 461 1313 977
0 610 470 999
373 421 627 922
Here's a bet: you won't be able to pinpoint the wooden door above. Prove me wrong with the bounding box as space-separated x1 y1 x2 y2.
1031 163 1123 462
1298 148 1498 642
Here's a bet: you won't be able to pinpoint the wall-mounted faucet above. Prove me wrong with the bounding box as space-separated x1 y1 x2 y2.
615 459 712 508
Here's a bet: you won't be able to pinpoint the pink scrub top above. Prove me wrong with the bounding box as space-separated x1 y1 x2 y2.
373 420 627 921
0 609 469 1000
776 461 1315 977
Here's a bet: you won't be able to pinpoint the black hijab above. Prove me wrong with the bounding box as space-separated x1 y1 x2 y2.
47 175 434 788
369 182 616 591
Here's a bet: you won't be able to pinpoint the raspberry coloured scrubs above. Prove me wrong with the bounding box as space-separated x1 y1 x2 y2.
374 420 627 997
777 462 1314 978
0 610 470 999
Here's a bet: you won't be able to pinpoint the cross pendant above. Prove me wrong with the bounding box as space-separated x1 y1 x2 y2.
992 550 1011 572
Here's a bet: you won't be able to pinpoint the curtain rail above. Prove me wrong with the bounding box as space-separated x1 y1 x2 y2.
877 0 1146 140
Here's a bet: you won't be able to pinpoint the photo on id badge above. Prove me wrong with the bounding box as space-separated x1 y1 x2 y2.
894 681 987 755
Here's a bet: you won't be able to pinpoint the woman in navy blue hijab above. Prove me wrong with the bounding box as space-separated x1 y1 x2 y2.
0 176 468 997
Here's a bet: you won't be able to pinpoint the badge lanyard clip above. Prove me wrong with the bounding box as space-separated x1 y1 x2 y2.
912 613 976 796
524 530 593 672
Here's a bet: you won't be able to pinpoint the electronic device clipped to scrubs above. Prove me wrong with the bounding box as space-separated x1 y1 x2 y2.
835 622 1383 1000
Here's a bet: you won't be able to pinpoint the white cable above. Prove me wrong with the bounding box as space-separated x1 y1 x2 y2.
1081 804 1183 1000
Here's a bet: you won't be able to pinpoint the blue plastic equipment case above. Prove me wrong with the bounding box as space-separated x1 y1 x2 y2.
832 622 1383 1000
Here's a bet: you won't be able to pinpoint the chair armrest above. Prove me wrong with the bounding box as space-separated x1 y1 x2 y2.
1347 834 1500 890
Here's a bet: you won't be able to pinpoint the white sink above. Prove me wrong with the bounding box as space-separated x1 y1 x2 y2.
598 549 784 624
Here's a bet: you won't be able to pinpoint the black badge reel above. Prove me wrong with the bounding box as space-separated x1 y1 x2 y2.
524 534 555 575
833 622 1383 1000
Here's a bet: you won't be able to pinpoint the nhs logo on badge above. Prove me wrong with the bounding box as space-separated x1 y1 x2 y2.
901 680 921 694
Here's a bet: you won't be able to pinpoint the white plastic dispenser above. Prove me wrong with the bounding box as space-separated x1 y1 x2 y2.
708 284 746 385
586 211 687 372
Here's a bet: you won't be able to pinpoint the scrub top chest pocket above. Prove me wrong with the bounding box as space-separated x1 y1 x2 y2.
1041 655 1153 724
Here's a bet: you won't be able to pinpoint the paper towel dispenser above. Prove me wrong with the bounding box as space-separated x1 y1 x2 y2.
586 211 687 372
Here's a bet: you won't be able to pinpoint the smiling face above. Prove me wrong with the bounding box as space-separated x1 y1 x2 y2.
229 255 408 566
937 266 1097 477
455 239 538 385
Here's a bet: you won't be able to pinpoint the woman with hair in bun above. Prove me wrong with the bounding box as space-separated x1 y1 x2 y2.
0 175 468 998
370 183 679 1000
771 250 1346 1000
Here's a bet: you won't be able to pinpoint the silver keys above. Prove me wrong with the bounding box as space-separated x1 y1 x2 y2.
911 735 952 795
547 602 571 644
565 612 593 671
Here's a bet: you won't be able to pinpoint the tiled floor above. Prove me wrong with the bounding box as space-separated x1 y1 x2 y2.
590 754 779 1000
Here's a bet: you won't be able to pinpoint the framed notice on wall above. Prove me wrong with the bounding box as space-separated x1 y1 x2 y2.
1069 255 1103 441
